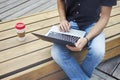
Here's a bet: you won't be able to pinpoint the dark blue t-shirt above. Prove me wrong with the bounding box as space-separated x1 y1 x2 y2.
65 0 117 27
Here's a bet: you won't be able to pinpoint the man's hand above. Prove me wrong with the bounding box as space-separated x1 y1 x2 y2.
59 20 70 32
66 38 88 51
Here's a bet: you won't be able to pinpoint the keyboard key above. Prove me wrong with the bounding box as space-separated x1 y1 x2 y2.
48 32 80 43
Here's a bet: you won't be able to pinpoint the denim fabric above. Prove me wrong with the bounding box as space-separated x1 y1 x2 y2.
51 21 105 80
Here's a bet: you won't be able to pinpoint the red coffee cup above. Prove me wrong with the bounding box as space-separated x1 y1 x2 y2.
16 22 25 30
15 22 26 41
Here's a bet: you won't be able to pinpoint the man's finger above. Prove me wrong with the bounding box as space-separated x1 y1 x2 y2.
60 25 66 32
66 45 74 50
65 23 70 32
66 45 78 51
63 23 70 32
63 24 68 32
75 39 81 47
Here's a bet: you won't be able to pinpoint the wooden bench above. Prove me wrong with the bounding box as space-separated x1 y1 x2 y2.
0 1 120 80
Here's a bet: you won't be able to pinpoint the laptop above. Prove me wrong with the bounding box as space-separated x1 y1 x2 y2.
32 26 86 46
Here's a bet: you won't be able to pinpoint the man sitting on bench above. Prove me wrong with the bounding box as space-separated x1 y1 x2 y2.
51 0 117 80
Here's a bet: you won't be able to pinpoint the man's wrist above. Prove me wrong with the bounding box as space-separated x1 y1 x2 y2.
60 16 67 21
84 37 89 42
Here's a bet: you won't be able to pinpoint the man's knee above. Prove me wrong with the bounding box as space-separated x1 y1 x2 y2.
51 44 71 63
88 45 105 60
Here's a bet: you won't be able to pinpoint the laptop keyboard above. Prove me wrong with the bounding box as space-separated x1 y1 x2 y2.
48 31 80 43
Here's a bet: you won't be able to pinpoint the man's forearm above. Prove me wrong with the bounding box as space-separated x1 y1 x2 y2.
86 6 112 41
57 0 66 21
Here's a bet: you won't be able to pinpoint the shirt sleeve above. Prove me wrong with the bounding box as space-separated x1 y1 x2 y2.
101 0 117 7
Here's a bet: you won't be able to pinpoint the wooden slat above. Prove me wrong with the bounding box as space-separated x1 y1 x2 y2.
0 0 46 20
107 14 120 27
0 0 18 9
111 6 120 16
0 0 29 19
44 3 57 12
106 36 120 50
25 0 57 16
0 33 38 51
104 46 120 61
112 64 120 79
92 69 117 80
0 0 7 4
0 9 59 31
8 61 60 80
40 71 66 80
113 0 120 8
90 74 105 80
104 23 120 38
97 56 120 75
4 0 51 21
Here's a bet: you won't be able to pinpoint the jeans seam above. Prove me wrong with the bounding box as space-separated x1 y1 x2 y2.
66 58 86 80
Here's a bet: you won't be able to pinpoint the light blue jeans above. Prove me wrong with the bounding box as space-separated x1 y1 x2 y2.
51 21 105 80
